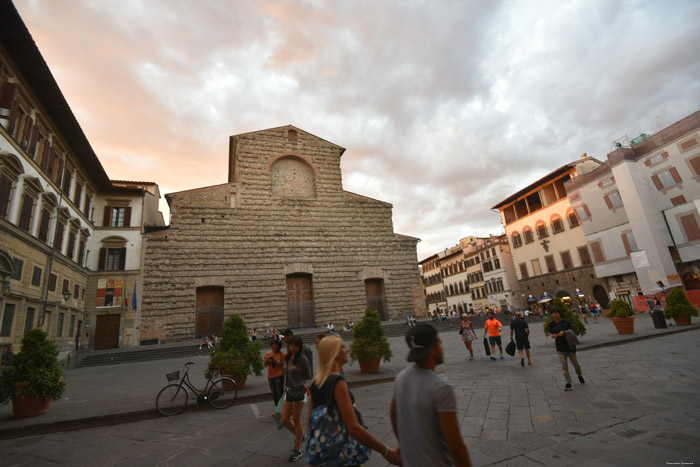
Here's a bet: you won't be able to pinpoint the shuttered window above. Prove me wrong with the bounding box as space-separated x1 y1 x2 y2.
53 221 65 252
38 207 50 242
577 246 592 266
519 263 529 279
680 214 700 242
560 250 574 270
0 174 12 218
18 193 34 232
591 241 605 263
651 168 682 190
545 255 557 273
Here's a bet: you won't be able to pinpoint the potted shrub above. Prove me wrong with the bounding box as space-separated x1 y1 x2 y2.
349 309 392 373
0 329 66 417
605 298 635 334
206 314 263 388
542 298 587 337
664 288 699 325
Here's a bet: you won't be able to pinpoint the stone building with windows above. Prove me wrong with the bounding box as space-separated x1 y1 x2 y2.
419 253 445 313
462 237 488 313
140 126 424 343
564 110 700 308
492 157 610 310
439 244 471 315
0 2 163 360
477 234 519 312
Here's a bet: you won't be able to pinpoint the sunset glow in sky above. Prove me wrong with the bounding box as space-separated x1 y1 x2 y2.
14 0 700 259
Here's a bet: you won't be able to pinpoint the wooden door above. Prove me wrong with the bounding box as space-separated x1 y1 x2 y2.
286 275 315 328
196 287 223 338
365 279 388 320
94 315 120 350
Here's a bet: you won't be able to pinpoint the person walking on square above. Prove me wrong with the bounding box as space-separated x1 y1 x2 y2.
391 324 472 467
509 311 532 367
483 311 504 360
548 308 584 391
307 334 401 465
459 314 476 360
281 336 312 462
264 339 286 415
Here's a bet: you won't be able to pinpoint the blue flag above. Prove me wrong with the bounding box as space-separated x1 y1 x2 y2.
132 284 137 311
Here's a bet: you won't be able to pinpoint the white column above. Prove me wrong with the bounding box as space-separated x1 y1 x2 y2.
7 175 25 225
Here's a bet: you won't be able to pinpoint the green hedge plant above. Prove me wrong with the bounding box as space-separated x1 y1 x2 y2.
664 288 699 320
349 309 392 363
0 329 65 401
607 298 635 318
206 314 263 381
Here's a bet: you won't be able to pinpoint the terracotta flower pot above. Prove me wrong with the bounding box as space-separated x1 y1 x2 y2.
610 316 635 334
673 315 692 326
221 369 246 389
358 357 381 373
12 384 53 418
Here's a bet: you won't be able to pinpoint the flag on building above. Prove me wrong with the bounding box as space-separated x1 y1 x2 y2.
132 284 138 311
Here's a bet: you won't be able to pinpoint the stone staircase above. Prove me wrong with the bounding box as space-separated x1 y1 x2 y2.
77 315 537 368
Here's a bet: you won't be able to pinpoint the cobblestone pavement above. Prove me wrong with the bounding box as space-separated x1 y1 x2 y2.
1 323 699 466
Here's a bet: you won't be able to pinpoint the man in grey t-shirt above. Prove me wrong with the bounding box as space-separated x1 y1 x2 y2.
390 324 471 467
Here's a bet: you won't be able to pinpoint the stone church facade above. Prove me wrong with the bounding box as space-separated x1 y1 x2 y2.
140 126 425 343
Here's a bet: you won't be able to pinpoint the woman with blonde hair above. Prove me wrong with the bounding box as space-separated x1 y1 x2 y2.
306 334 400 465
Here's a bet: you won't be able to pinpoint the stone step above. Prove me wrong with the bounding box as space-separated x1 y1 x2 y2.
77 314 532 367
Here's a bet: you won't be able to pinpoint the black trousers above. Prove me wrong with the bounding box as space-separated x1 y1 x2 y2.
268 375 284 406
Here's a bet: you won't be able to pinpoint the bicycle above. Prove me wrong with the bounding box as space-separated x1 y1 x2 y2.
156 361 237 416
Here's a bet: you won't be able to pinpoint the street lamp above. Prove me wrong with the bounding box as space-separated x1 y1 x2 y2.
62 290 72 304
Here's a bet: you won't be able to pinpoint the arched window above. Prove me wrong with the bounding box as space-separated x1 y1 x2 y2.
98 236 128 271
523 226 534 244
551 214 565 234
566 208 580 227
536 221 548 239
512 232 522 248
459 282 464 293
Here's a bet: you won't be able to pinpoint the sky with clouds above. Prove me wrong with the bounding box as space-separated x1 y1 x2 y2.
13 0 700 259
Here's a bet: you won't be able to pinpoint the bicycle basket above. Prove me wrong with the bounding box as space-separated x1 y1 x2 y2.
166 371 180 382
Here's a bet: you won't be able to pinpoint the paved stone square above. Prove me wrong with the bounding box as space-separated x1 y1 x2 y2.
1 323 699 466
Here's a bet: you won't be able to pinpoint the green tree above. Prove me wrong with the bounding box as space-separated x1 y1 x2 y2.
0 329 66 400
349 309 392 363
664 288 699 320
206 314 263 381
543 298 587 336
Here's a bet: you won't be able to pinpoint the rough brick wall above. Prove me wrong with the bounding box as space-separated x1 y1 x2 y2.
142 126 424 343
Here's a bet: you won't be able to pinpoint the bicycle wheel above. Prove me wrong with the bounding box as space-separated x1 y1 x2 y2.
207 377 237 409
156 384 188 416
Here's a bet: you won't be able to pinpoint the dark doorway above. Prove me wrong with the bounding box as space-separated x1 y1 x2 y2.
365 279 388 320
94 314 120 350
286 275 315 328
593 285 610 308
196 287 223 338
75 320 82 351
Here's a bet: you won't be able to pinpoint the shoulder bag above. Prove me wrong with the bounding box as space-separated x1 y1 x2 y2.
305 375 371 466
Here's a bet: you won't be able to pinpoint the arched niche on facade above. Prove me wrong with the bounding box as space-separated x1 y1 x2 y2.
358 267 387 282
269 154 317 198
284 263 314 276
0 249 15 277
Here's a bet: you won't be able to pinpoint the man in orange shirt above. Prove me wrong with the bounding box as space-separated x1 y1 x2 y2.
483 312 504 360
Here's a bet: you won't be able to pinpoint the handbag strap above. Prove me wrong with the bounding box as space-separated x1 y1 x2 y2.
324 374 341 409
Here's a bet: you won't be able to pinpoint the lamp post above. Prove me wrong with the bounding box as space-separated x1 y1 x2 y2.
62 290 72 305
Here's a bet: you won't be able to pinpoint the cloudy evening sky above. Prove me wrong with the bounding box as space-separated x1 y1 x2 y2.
14 0 700 259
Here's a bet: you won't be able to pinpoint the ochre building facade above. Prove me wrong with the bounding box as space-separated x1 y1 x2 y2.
141 126 425 343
